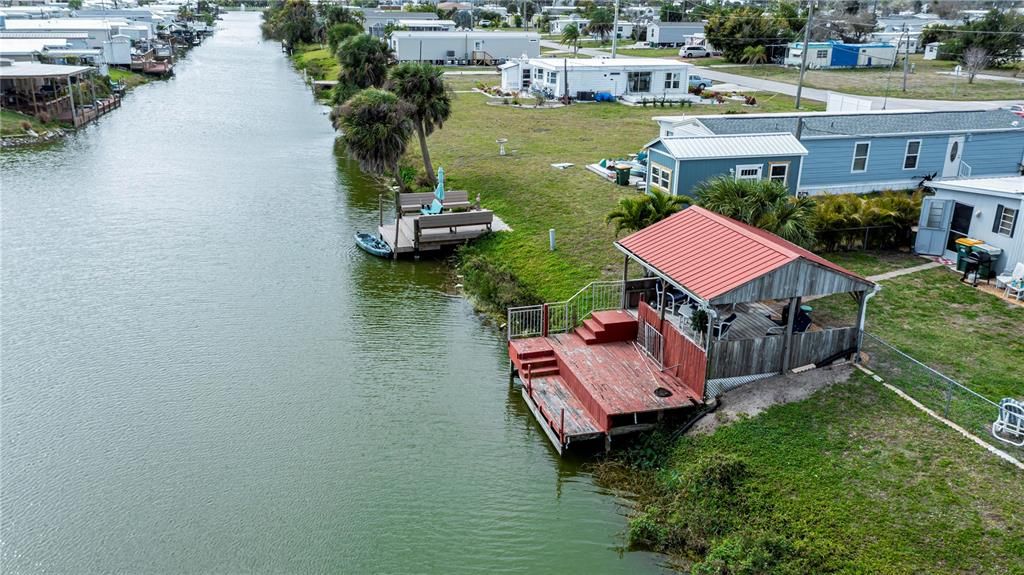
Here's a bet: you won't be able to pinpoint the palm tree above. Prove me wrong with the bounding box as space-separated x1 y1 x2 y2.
693 177 816 247
333 88 414 193
647 188 691 221
605 195 653 236
387 62 452 186
741 45 768 76
561 23 580 55
334 34 394 104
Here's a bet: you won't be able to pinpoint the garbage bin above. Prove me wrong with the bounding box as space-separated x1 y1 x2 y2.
972 244 1003 279
955 237 983 271
613 164 632 186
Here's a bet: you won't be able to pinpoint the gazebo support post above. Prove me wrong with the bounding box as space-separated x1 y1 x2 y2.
659 282 667 323
66 76 77 127
780 296 800 373
854 289 872 362
620 255 629 308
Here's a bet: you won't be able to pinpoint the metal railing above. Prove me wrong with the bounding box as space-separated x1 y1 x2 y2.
861 333 1022 457
507 280 635 340
637 319 664 368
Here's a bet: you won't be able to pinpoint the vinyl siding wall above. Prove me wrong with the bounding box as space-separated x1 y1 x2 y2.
675 155 803 197
646 144 678 194
929 189 1024 274
960 131 1024 177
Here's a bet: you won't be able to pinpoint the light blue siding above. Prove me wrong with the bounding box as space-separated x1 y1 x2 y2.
647 145 678 193
927 189 1024 274
960 132 1024 177
675 155 803 197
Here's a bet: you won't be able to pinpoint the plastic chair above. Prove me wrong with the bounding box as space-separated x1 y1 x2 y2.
992 398 1024 447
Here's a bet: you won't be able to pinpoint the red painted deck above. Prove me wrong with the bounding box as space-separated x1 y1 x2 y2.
510 310 702 449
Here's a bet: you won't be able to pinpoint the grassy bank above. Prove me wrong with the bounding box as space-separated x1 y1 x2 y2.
290 43 340 82
601 373 1024 574
0 109 62 137
414 91 823 311
813 265 1024 400
108 68 150 89
714 55 1024 101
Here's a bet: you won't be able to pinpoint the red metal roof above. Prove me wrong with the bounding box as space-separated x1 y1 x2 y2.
616 206 869 301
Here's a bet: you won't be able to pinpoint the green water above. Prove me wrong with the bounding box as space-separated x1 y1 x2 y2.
0 13 668 574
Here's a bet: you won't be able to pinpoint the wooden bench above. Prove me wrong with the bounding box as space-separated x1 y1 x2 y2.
399 191 472 214
413 210 494 246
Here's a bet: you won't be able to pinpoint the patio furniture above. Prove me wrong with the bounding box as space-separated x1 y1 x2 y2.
655 281 688 313
997 262 1024 301
420 198 443 216
992 398 1024 447
766 307 812 335
713 313 737 340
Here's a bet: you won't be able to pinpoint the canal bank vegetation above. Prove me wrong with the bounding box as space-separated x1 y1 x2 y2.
596 372 1024 574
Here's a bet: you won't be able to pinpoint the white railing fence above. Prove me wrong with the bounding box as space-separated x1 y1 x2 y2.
637 319 664 368
507 280 642 340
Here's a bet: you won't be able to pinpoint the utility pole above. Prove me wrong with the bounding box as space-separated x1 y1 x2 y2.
901 25 910 92
611 0 620 58
794 0 814 109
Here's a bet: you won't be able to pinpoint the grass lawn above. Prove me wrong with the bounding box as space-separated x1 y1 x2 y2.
444 73 498 91
290 43 340 82
611 373 1024 574
415 91 823 306
108 68 150 89
813 264 1024 401
540 49 593 59
616 48 683 58
0 109 62 137
822 250 925 277
719 55 1024 101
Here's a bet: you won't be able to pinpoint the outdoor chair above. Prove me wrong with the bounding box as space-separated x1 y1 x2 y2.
992 398 1024 447
713 313 737 340
766 308 812 335
997 262 1024 301
420 198 443 216
655 282 686 313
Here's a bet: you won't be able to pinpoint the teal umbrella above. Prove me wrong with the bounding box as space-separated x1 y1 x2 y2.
434 166 445 201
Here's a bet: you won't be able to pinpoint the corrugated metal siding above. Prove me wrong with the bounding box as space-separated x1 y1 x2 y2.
661 134 807 160
617 207 873 302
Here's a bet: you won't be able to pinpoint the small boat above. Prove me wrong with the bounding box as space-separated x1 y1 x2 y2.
354 232 392 258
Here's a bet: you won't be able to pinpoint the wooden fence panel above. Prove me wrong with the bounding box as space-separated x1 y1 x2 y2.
789 327 859 368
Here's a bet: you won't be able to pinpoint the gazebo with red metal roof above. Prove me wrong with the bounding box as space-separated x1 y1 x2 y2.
506 206 877 455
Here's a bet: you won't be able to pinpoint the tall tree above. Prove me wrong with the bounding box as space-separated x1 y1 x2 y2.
961 46 991 84
586 7 614 42
561 23 580 55
332 88 415 193
741 44 767 75
693 177 815 247
334 34 394 104
387 62 452 186
706 4 803 63
327 22 361 54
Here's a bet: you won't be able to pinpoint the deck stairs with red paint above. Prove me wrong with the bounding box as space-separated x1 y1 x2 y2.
573 310 639 345
509 338 561 378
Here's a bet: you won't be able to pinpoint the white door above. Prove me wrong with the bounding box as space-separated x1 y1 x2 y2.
942 136 965 178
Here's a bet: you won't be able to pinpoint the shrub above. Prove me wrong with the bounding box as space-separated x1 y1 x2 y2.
533 92 545 106
37 111 51 123
19 120 32 132
458 252 541 314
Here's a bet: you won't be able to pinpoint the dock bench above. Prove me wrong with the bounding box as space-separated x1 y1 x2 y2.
413 210 493 245
399 191 472 214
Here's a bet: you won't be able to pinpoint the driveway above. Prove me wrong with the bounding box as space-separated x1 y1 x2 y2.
537 41 1020 111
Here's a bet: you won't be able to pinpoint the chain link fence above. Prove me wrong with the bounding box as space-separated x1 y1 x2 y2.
861 333 1024 460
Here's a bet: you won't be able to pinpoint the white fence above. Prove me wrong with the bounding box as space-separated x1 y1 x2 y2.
507 280 640 340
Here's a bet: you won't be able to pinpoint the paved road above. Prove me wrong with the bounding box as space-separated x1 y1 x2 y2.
538 40 1021 111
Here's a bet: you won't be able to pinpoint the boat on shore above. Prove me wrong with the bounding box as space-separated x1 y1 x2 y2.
354 232 392 258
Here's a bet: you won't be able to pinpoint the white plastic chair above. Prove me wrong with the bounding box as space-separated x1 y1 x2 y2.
996 262 1024 300
992 398 1024 447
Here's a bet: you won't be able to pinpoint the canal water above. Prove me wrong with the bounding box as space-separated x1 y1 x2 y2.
0 12 667 573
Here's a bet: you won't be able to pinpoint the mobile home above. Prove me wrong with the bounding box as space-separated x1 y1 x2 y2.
389 31 540 64
500 57 692 101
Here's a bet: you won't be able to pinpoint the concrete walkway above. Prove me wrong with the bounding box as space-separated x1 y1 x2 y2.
866 261 943 282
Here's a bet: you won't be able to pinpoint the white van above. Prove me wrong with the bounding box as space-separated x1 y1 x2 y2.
679 45 710 58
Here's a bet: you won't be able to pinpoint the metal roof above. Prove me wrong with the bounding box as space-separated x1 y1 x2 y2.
930 176 1024 197
527 56 689 70
0 60 92 78
697 109 1023 138
653 133 807 160
0 38 69 54
0 31 89 39
615 206 871 303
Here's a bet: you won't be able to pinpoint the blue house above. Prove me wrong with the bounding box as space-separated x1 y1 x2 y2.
783 41 897 69
650 110 1024 197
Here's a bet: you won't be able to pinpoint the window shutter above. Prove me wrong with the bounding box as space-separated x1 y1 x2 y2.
992 205 1004 234
1011 207 1018 238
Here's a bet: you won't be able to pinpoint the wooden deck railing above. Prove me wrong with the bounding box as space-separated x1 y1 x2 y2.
507 279 649 340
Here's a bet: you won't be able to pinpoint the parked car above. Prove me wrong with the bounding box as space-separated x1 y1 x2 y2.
687 73 711 90
1008 104 1024 118
679 45 710 58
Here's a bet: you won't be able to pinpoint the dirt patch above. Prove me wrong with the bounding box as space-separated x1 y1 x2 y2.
690 364 854 435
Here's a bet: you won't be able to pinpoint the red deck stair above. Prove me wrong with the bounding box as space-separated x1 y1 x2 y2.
509 338 561 378
573 310 638 345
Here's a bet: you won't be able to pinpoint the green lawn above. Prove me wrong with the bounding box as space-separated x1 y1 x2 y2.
413 92 823 308
0 109 62 137
444 73 498 91
814 264 1024 401
108 68 150 89
822 250 925 277
290 43 340 82
608 373 1024 574
718 55 1024 101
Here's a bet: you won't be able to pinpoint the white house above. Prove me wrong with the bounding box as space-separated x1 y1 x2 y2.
869 31 919 54
363 9 437 37
500 57 693 102
784 41 897 69
549 16 588 35
389 31 540 64
396 19 455 32
646 21 704 46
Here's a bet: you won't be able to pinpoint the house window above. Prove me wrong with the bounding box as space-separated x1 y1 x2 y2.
547 71 558 84
627 71 651 93
816 49 828 58
925 203 945 228
664 72 680 90
735 164 762 180
768 162 789 185
903 140 921 170
851 141 870 173
650 163 671 190
994 205 1017 237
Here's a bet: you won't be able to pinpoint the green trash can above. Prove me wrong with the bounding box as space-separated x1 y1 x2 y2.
613 164 632 187
955 238 982 271
972 244 1003 280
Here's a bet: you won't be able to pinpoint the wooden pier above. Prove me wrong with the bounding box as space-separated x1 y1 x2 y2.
377 191 509 255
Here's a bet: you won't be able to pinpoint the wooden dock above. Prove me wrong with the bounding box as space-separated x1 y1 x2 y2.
378 211 510 255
